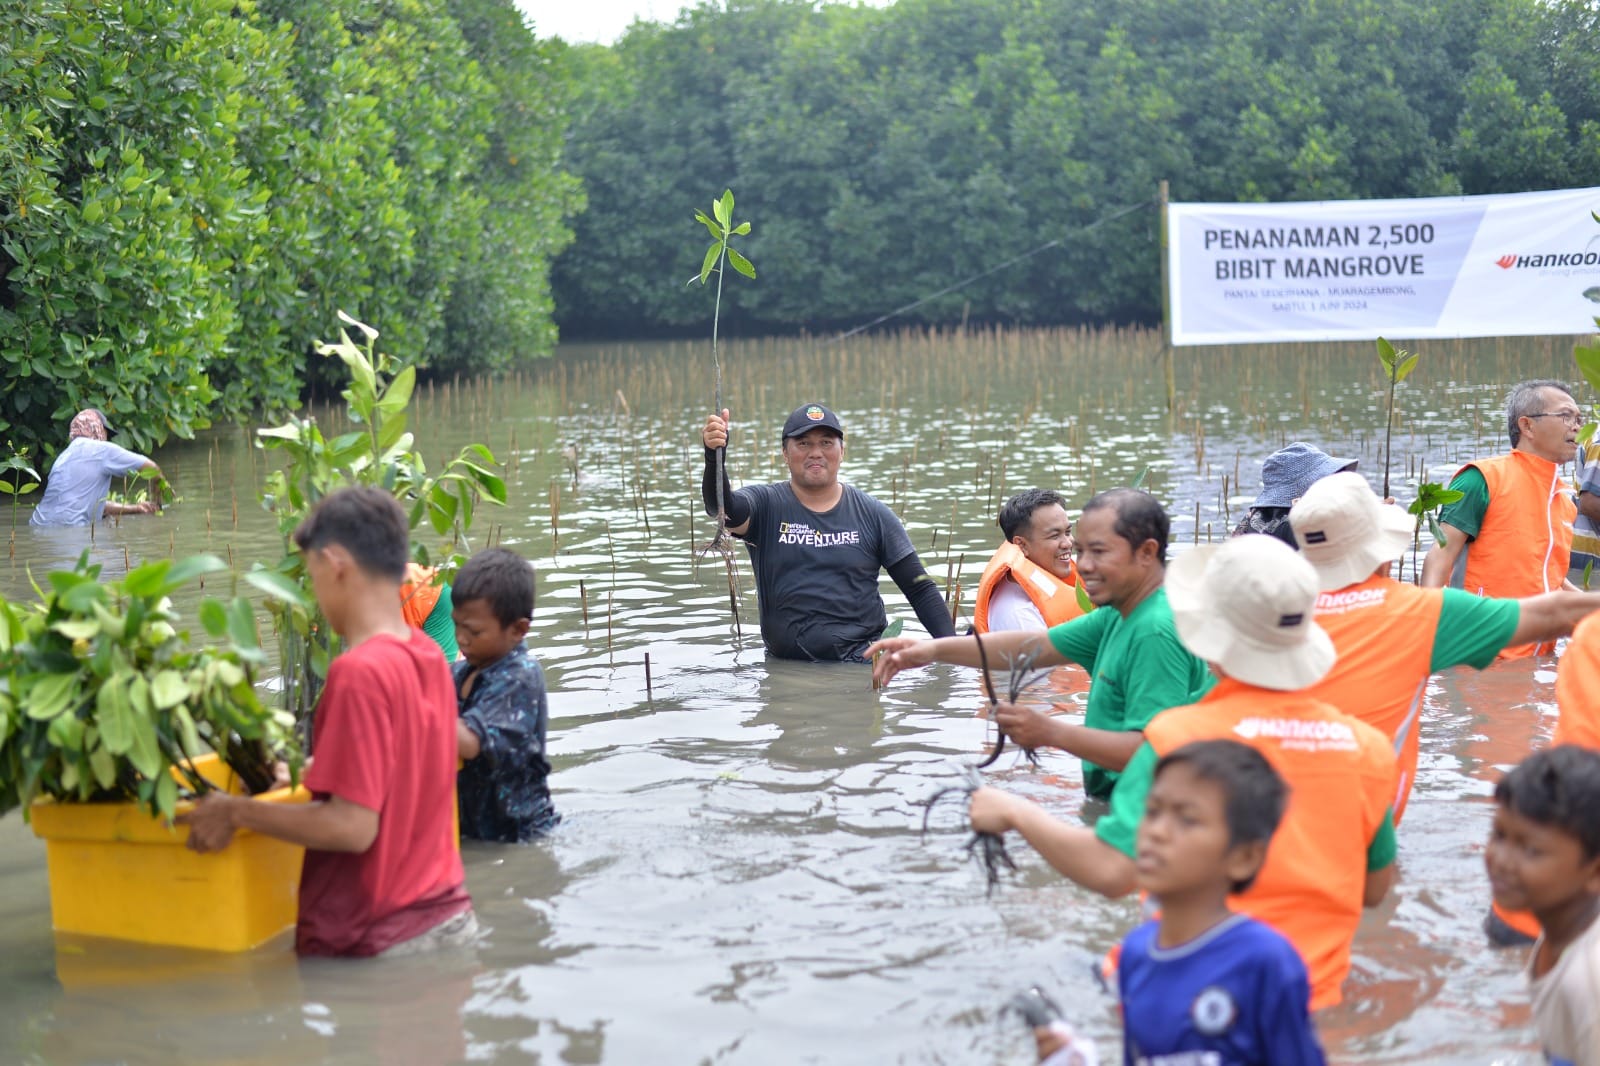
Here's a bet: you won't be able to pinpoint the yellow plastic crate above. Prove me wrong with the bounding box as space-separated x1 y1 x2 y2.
30 754 309 952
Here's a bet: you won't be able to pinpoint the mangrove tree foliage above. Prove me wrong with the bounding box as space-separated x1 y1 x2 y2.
551 0 1600 337
0 0 582 461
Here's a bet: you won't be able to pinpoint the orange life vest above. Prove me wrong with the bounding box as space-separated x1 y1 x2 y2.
973 542 1084 633
1494 610 1600 939
1456 451 1575 659
1305 574 1443 826
1556 612 1600 750
1144 679 1397 1010
400 563 443 630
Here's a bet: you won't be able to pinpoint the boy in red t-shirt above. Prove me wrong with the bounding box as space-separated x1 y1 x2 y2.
180 487 474 956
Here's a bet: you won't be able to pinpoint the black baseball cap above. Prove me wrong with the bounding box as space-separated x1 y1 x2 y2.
781 402 844 440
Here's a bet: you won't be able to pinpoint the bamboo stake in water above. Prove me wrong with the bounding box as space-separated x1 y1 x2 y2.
579 578 590 640
644 652 653 704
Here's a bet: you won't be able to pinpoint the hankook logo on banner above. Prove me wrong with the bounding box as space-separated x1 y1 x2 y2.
1167 186 1600 345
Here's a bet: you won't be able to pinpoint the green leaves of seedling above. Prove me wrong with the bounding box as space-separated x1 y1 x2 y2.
1407 482 1464 547
692 189 756 285
880 618 904 640
1074 579 1096 614
1376 337 1418 384
1376 337 1422 500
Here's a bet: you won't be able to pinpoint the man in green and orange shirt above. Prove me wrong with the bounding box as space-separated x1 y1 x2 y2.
1420 379 1582 659
966 535 1397 1010
1289 473 1600 828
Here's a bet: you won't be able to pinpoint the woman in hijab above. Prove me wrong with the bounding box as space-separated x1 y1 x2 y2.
29 408 164 526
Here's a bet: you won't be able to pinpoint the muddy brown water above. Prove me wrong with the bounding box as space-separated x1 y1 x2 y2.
0 328 1584 1064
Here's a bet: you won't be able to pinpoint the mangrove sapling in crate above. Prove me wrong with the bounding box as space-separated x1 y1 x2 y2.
689 189 756 638
251 312 507 737
0 551 300 824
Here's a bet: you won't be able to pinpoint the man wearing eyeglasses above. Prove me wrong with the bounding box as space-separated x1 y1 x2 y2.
1421 379 1582 658
700 402 954 661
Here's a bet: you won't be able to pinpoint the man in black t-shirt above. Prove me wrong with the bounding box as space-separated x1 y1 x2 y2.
701 402 955 661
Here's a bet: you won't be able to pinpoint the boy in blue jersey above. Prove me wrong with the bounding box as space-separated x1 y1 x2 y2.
1038 739 1324 1066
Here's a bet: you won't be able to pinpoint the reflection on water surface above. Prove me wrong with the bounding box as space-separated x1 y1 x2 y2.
0 328 1578 1063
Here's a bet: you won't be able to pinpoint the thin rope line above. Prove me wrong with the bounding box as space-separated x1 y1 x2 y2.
826 198 1156 343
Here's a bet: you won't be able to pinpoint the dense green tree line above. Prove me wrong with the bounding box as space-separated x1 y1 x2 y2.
0 0 581 462
551 0 1600 338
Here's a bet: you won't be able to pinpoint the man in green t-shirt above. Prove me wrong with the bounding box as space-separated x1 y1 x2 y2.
868 488 1212 798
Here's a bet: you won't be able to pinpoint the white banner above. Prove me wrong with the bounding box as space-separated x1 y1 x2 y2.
1168 186 1600 346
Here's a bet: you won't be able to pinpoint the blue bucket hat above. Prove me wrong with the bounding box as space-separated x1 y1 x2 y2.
1253 442 1358 508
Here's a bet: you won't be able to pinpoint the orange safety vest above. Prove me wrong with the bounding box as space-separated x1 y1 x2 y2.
1556 612 1600 750
973 542 1084 634
400 563 443 630
1305 574 1443 826
1144 679 1397 1011
1495 608 1600 938
1457 451 1575 659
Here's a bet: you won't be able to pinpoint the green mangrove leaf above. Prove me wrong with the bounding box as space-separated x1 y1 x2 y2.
25 672 79 720
726 247 755 279
1574 344 1600 396
732 221 751 236
244 569 309 608
126 712 162 779
1131 466 1150 490
225 599 260 653
173 704 202 757
698 242 719 285
150 670 188 710
88 744 116 790
1394 353 1419 383
880 619 903 639
96 679 133 754
1376 336 1397 374
51 619 101 641
1428 513 1449 548
155 773 177 821
199 598 229 637
128 675 151 716
1075 580 1096 614
376 365 416 417
714 189 732 227
47 711 85 752
162 554 229 595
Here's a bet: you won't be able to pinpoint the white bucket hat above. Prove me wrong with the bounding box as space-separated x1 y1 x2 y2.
1288 472 1414 591
1166 535 1336 691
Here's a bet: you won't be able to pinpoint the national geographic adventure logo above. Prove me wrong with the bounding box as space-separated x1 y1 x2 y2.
777 521 860 547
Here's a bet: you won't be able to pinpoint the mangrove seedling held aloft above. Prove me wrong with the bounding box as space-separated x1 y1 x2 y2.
688 190 756 635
